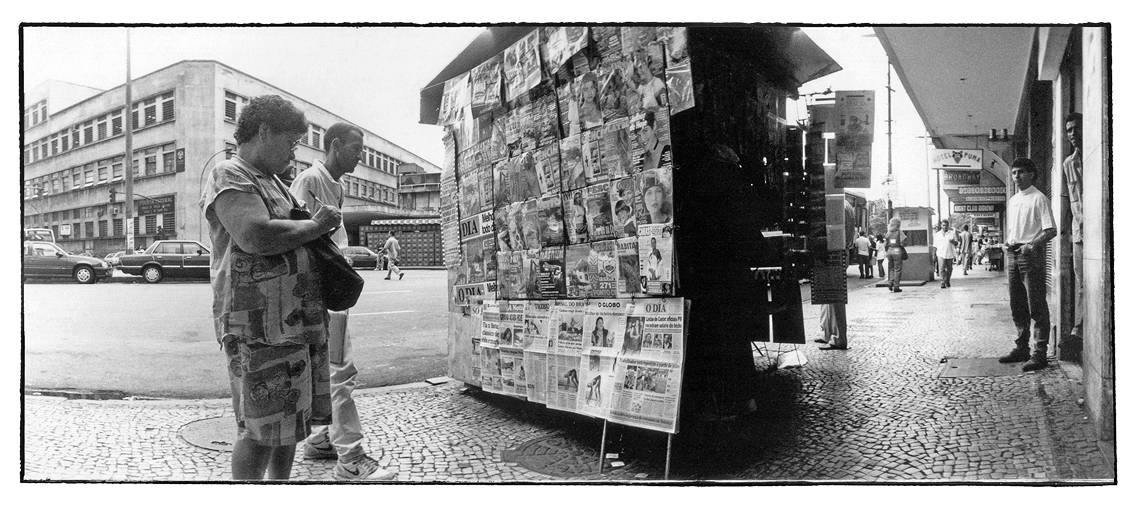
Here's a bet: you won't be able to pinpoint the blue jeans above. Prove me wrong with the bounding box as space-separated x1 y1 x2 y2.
887 250 904 289
1007 249 1050 358
939 257 954 286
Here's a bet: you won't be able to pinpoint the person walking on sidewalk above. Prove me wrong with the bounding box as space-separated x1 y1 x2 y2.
933 219 959 288
874 233 887 278
885 217 906 292
959 225 974 276
290 122 396 481
202 95 334 480
383 231 405 280
998 158 1057 372
1061 113 1085 349
854 231 872 279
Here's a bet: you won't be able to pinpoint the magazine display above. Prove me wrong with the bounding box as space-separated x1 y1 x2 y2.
609 177 640 238
530 92 560 149
542 26 589 75
496 250 516 300
615 236 643 298
588 240 618 299
585 183 615 240
519 249 542 299
516 152 542 202
638 224 675 296
582 129 606 185
469 303 483 382
500 300 529 398
504 29 542 103
546 299 586 413
564 243 592 298
560 134 586 191
537 194 566 248
601 118 634 179
562 188 590 245
659 28 694 114
438 71 470 126
634 167 674 225
631 110 672 173
492 157 514 210
534 142 562 198
610 298 685 433
470 55 503 113
537 247 567 299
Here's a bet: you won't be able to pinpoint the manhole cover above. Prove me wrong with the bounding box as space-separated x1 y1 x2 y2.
502 435 602 477
179 415 236 452
939 358 1023 378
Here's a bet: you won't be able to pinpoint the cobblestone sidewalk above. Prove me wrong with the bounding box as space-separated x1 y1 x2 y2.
22 267 1114 483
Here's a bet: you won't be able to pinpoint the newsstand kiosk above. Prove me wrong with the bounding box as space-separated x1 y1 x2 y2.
421 26 840 473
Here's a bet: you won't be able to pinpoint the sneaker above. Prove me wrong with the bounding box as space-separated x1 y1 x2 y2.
1021 358 1049 372
399 272 405 280
303 433 337 460
998 349 1030 364
334 454 397 481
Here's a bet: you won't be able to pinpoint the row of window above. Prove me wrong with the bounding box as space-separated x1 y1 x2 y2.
224 90 404 175
24 100 49 129
23 91 175 165
342 174 397 205
24 143 178 199
25 213 174 240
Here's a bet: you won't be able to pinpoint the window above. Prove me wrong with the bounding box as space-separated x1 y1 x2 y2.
99 220 109 237
71 126 80 147
163 213 175 231
160 92 174 122
144 100 157 125
145 215 157 234
98 166 108 184
113 218 124 237
60 173 69 192
162 144 176 173
73 222 82 238
310 124 324 148
85 222 95 238
130 104 140 130
50 135 59 156
145 148 158 176
60 131 69 152
84 168 95 186
24 147 31 164
97 115 108 140
156 242 180 254
40 141 48 159
83 121 94 144
112 159 124 181
224 92 249 122
73 209 81 220
111 109 123 135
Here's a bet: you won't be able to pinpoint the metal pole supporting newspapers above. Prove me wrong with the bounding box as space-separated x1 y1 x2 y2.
598 420 608 474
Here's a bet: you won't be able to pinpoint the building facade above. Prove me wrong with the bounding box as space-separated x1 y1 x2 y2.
22 60 442 258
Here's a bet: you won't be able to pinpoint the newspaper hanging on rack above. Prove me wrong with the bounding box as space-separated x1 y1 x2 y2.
608 297 686 434
546 299 586 413
522 301 552 404
576 299 629 417
498 301 528 398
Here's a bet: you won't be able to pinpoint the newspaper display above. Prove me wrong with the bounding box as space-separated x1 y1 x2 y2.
522 300 552 403
609 298 685 433
492 157 514 210
582 299 629 353
543 26 589 74
504 29 542 103
499 301 529 398
582 129 604 185
516 152 542 202
615 236 643 298
634 167 674 225
834 90 875 189
609 177 640 238
480 303 502 393
470 55 503 113
537 247 567 299
585 182 615 240
560 134 587 191
469 303 483 382
537 194 566 247
547 299 586 413
438 71 470 126
638 224 675 296
563 188 590 244
555 79 578 140
530 92 561 149
534 143 562 198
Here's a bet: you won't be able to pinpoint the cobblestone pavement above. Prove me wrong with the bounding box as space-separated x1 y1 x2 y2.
22 267 1114 483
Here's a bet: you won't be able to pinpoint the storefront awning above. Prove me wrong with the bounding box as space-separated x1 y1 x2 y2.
420 25 841 125
874 27 1036 149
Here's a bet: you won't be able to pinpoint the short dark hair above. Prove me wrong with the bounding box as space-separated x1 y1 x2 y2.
324 122 364 151
1064 112 1083 125
1010 157 1037 174
234 95 307 144
644 110 657 128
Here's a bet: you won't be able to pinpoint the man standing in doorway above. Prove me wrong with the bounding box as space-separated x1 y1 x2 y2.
853 230 872 279
384 230 404 280
1061 113 1084 351
290 122 396 480
933 219 959 288
998 158 1057 372
959 225 974 276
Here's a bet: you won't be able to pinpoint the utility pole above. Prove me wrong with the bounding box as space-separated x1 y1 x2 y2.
123 28 135 252
886 60 894 220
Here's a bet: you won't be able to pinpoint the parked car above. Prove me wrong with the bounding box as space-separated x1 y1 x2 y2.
118 240 211 283
341 246 379 270
103 250 129 268
23 241 113 284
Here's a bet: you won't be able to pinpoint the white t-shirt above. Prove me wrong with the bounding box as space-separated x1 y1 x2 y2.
289 159 348 248
854 236 871 256
1006 186 1056 245
933 229 958 260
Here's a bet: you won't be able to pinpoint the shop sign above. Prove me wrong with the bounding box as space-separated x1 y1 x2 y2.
137 194 175 215
175 148 186 172
957 195 1006 203
931 149 983 170
941 170 981 188
957 185 1005 195
59 224 72 236
953 204 1003 213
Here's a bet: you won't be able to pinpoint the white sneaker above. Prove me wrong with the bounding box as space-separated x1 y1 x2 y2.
333 454 397 481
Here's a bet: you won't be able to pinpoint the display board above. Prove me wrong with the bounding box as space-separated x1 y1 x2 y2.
440 26 693 434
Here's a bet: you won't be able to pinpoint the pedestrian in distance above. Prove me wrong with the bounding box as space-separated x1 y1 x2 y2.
290 122 396 481
854 230 872 279
933 219 959 288
383 230 405 280
998 158 1057 372
875 233 887 278
959 225 974 275
885 217 906 292
203 95 337 480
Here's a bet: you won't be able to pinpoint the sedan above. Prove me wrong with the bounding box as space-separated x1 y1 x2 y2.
342 246 379 270
118 240 211 283
23 241 113 284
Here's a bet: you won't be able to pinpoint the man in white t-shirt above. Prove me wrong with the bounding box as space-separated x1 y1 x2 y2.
290 122 395 481
998 158 1057 372
853 231 872 279
932 219 959 288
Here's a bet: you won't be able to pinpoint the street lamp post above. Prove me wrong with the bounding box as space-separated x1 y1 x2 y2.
886 61 894 219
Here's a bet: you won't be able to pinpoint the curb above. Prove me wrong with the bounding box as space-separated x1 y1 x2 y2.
25 378 452 403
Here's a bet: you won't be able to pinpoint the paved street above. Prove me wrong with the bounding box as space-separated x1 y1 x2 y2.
22 265 1114 482
22 269 448 398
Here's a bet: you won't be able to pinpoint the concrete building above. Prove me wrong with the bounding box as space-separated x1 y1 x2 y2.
22 60 442 259
877 26 1113 457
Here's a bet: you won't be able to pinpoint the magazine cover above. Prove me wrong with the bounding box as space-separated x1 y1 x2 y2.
586 240 618 299
520 248 543 300
437 71 470 126
615 236 642 297
487 113 509 162
627 43 669 114
537 246 566 299
560 134 586 191
547 299 586 413
620 26 657 55
494 205 513 252
457 160 481 219
500 300 527 349
492 157 514 210
510 249 530 300
563 188 590 245
630 110 672 173
458 209 494 245
477 162 495 213
555 78 579 140
471 54 503 113
542 26 589 75
564 243 592 298
504 29 542 103
585 182 615 241
609 177 640 238
609 298 686 433
660 27 694 114
634 167 674 225
461 241 485 285
534 142 562 198
518 199 542 250
638 224 675 296
537 194 566 248
496 250 515 300
598 56 636 123
601 118 634 179
482 235 498 284
574 71 604 132
531 91 560 148
582 129 605 185
517 153 543 202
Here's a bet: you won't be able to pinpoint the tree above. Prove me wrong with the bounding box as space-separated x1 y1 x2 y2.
867 198 889 237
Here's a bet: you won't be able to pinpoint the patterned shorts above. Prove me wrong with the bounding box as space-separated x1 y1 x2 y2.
224 338 331 447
